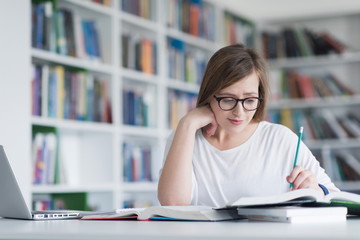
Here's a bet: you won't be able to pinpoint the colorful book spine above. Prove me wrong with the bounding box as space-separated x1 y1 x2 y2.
121 33 157 74
267 109 360 141
168 90 197 129
32 125 58 185
166 0 216 41
262 27 348 59
123 141 153 182
270 69 354 100
31 63 112 123
31 1 103 62
224 11 255 47
122 86 155 127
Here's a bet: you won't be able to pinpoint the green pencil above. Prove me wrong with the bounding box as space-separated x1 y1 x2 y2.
289 126 303 189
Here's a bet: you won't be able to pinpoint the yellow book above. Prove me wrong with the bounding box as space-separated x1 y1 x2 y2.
54 66 65 119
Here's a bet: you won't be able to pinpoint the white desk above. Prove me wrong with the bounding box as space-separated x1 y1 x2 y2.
1 217 360 240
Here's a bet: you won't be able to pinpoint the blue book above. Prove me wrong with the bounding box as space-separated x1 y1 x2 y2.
35 4 45 49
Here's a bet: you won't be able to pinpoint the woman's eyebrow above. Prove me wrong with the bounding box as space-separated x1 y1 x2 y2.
217 92 258 96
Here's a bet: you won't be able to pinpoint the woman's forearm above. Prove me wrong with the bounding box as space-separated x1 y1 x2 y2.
157 118 198 205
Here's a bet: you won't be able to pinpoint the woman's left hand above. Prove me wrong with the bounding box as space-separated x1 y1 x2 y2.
286 166 323 193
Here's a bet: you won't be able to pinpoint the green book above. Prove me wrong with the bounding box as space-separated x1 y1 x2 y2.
51 192 90 211
221 188 360 216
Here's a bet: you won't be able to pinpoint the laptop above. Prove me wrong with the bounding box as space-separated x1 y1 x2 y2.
0 145 82 220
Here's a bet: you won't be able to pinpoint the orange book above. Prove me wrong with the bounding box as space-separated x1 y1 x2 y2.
141 39 153 74
190 4 200 36
297 74 316 98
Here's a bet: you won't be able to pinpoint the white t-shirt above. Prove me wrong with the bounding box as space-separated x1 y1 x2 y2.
162 121 339 208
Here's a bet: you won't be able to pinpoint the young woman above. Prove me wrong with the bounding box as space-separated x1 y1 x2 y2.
158 44 338 207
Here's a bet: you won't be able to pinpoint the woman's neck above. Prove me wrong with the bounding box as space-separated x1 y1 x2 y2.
203 121 260 151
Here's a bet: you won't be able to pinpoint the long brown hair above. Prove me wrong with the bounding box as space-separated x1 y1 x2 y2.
196 44 270 121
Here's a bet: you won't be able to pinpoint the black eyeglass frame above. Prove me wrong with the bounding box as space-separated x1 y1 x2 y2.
213 95 263 111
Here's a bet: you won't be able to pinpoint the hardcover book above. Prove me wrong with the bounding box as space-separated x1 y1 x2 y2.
81 205 241 221
222 188 360 215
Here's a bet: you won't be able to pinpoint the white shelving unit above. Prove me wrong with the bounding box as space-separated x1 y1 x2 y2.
0 1 31 207
260 13 360 192
26 0 256 210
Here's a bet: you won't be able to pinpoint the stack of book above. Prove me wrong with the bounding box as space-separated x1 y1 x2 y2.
81 188 360 223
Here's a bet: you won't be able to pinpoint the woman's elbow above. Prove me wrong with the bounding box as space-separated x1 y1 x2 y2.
158 194 191 206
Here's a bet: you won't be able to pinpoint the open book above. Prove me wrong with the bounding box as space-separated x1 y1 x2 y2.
237 206 347 223
223 188 360 215
81 206 241 221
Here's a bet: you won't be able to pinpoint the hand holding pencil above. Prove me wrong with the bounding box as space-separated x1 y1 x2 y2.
289 126 303 189
286 126 321 192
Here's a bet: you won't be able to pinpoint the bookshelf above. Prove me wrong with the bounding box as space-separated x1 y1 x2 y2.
260 13 360 191
26 0 257 210
4 0 360 211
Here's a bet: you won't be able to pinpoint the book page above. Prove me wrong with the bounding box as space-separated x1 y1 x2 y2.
326 191 360 203
227 188 324 207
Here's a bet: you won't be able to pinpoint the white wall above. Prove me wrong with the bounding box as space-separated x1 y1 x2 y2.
0 2 31 206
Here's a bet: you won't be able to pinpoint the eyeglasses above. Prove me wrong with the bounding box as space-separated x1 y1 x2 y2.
213 95 263 111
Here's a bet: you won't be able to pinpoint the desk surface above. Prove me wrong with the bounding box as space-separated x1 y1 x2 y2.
1 217 360 240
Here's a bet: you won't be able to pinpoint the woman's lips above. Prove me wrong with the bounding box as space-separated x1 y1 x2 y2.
228 119 243 125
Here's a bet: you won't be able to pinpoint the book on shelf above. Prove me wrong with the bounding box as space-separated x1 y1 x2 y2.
33 192 91 211
262 27 347 59
224 11 255 47
167 37 185 81
122 86 155 127
31 63 112 123
166 0 216 41
90 0 112 7
268 108 359 141
320 109 349 140
274 70 354 100
32 125 59 185
338 115 360 138
218 188 360 215
81 205 241 221
168 90 197 129
237 206 347 223
122 0 154 20
334 151 360 181
32 0 104 62
121 32 157 74
122 141 153 182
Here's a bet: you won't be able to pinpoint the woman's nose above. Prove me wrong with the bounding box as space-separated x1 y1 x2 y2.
232 102 245 116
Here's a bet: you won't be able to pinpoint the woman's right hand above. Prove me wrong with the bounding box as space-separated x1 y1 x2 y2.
180 105 218 137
